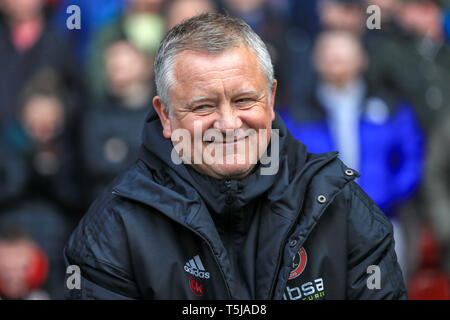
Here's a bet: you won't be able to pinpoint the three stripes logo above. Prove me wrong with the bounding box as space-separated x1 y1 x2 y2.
184 255 210 279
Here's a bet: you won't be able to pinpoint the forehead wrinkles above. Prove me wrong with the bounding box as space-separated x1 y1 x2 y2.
175 65 260 99
168 48 268 108
174 47 258 77
177 56 252 78
186 70 249 94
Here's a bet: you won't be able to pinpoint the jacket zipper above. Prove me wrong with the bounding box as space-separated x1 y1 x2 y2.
268 185 348 299
111 189 233 299
268 153 342 299
267 215 300 299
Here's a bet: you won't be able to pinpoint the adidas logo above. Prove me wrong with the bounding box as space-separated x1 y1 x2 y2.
184 255 210 279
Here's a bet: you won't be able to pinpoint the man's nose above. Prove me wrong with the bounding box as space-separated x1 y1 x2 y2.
213 103 242 132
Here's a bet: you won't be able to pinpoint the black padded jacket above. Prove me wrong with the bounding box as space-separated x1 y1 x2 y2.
64 111 407 300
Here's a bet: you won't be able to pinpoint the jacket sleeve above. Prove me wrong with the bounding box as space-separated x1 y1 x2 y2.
64 195 141 300
64 252 137 300
345 182 408 299
64 250 135 300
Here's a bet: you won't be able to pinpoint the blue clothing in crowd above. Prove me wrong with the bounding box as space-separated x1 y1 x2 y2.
280 86 425 219
51 0 126 65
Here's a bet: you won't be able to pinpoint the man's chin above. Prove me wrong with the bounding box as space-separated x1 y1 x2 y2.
196 163 256 180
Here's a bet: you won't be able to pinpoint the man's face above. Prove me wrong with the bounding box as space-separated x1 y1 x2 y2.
22 95 65 144
0 241 34 299
314 33 365 88
153 46 277 180
105 41 152 96
0 0 43 21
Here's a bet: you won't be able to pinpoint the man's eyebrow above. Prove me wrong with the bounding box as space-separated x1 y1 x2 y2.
236 89 257 95
233 89 263 98
188 96 211 106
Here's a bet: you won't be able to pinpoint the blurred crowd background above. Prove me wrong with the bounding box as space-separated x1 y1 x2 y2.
0 0 449 300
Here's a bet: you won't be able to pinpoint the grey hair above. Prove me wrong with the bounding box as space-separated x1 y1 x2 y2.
154 13 275 115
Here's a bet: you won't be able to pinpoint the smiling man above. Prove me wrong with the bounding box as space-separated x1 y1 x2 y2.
64 13 407 300
154 45 276 179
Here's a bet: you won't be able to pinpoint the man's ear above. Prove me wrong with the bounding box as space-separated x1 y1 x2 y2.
270 79 278 121
153 96 172 139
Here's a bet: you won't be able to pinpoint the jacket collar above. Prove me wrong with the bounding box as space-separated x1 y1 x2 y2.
135 109 302 214
112 108 354 226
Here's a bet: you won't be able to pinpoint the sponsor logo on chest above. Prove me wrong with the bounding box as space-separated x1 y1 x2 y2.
283 247 326 300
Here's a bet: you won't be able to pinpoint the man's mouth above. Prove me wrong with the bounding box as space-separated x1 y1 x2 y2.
219 136 247 144
206 131 254 144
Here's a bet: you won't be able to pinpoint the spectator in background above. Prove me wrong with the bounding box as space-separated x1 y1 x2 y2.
0 225 50 300
0 140 27 207
286 0 374 119
0 0 83 127
52 0 126 65
424 109 450 275
86 0 165 101
2 70 83 217
316 0 397 49
279 31 424 277
367 0 450 133
0 203 70 299
165 0 216 30
364 1 450 283
81 40 154 202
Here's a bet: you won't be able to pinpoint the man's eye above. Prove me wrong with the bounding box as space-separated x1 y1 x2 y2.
193 105 214 112
235 98 253 107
